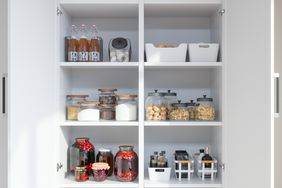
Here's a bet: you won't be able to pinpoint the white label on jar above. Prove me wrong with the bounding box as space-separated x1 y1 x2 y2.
78 109 100 121
89 51 100 61
116 103 137 121
68 52 78 62
78 52 89 61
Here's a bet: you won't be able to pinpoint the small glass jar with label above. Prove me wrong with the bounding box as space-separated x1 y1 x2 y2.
66 95 89 121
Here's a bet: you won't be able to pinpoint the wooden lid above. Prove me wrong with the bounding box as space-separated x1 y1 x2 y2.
99 103 116 107
66 94 89 98
117 94 138 100
79 101 100 105
98 88 118 92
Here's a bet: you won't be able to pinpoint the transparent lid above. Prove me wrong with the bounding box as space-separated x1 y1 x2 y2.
148 89 165 97
197 95 213 102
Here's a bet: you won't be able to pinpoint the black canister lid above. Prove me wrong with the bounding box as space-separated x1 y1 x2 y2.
148 89 165 97
186 100 198 107
112 37 128 49
172 100 187 107
163 90 177 97
197 95 213 102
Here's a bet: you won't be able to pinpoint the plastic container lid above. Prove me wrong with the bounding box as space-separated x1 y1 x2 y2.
148 90 165 97
197 95 213 102
172 100 187 107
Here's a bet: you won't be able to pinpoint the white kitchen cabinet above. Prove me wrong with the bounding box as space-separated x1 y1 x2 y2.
0 0 273 188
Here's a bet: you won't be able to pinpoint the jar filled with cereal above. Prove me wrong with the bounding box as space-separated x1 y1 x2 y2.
145 90 167 121
169 100 189 121
196 95 215 121
186 100 198 120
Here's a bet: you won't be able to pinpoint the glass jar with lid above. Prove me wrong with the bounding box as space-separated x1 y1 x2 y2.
169 100 189 121
77 101 100 121
186 100 198 120
196 95 215 121
75 166 89 182
66 95 89 121
100 104 116 120
96 149 114 176
98 88 118 105
116 94 138 121
163 90 178 119
145 90 167 121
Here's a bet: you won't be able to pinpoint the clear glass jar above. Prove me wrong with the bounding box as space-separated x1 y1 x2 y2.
196 95 215 121
98 88 117 105
186 100 198 120
96 149 114 176
66 95 89 121
169 100 189 121
163 90 178 119
116 95 138 121
100 104 116 120
75 166 89 182
77 101 100 121
145 90 167 121
114 146 138 182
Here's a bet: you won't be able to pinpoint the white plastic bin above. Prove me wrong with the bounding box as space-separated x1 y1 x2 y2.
189 43 219 62
148 167 171 181
145 43 187 62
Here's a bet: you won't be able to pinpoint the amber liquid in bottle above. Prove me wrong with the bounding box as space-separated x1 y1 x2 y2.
89 38 100 62
67 38 78 62
78 37 89 62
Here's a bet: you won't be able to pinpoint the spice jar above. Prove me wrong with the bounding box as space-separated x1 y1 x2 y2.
75 166 89 182
100 104 116 120
145 90 167 121
66 95 89 121
92 163 110 182
196 95 216 121
96 149 114 176
98 88 118 105
69 138 95 174
114 146 138 182
186 100 198 120
116 95 138 121
169 100 189 121
77 101 100 121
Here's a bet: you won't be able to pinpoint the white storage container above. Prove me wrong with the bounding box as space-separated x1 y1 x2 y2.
148 167 171 181
188 43 219 62
145 43 187 62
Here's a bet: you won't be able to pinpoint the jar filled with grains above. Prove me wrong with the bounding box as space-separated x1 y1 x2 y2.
66 95 89 121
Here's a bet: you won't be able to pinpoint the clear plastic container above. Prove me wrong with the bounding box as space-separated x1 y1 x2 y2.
169 100 189 121
145 90 167 121
186 100 198 120
196 95 215 121
98 88 118 105
116 95 138 121
77 101 100 121
66 95 89 121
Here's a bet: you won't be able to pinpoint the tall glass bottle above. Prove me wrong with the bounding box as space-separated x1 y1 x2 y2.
202 147 213 168
89 25 102 62
67 25 78 62
78 24 89 62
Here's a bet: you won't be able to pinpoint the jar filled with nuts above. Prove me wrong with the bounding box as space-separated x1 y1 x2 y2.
186 100 198 120
169 100 189 121
146 90 168 121
163 90 178 118
196 95 215 121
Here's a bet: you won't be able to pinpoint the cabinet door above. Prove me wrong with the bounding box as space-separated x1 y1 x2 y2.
225 0 271 188
9 0 56 188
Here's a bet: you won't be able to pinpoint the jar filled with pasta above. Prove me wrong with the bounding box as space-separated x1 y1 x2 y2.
145 90 167 121
163 90 178 119
196 95 215 121
186 100 198 120
169 100 189 121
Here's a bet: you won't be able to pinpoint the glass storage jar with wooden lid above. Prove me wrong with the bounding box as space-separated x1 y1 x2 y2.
145 90 168 121
116 94 138 121
66 94 89 121
196 95 215 121
100 103 116 120
98 88 118 105
77 101 100 121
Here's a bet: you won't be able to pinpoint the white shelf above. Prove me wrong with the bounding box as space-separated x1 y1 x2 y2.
61 121 139 127
59 176 139 188
145 62 222 70
60 62 139 69
144 178 222 188
144 121 222 127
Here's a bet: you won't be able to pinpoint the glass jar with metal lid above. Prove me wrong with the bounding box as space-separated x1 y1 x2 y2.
196 95 215 121
98 88 118 105
186 100 198 120
96 149 114 176
163 90 178 119
66 95 89 121
116 94 138 121
100 103 116 120
77 101 100 121
145 90 167 121
75 166 89 182
169 100 189 121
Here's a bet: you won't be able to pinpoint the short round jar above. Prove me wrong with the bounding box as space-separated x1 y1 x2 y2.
92 162 110 182
77 101 100 121
100 104 116 120
196 95 215 121
116 94 138 121
98 88 118 105
66 95 89 121
75 166 89 182
169 100 189 121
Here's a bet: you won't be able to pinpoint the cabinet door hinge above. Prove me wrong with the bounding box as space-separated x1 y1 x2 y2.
57 163 63 172
219 9 226 16
57 7 63 16
219 163 226 172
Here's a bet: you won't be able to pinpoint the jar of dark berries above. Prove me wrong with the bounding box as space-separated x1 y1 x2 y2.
69 137 95 174
114 145 138 182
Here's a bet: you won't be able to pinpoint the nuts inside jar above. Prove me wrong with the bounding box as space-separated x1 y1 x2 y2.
196 104 215 121
169 108 189 121
146 104 168 121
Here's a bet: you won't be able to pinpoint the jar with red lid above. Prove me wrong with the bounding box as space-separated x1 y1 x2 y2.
69 138 95 174
114 145 138 182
